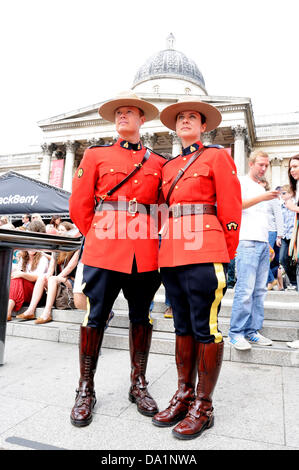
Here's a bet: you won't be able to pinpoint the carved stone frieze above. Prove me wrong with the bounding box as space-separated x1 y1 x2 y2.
169 131 180 145
270 156 284 166
87 138 105 147
64 140 80 154
141 132 157 148
232 125 247 140
201 130 217 145
41 142 57 156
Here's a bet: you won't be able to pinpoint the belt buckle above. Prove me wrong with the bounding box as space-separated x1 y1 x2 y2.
172 204 181 218
128 198 138 216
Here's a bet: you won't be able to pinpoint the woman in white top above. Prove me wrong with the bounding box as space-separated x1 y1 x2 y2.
7 250 49 321
285 154 299 348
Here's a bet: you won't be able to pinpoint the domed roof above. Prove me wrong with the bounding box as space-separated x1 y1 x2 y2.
132 34 206 91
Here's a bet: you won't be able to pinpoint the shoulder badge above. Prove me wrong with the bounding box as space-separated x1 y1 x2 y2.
204 144 224 149
88 143 113 149
77 168 84 178
226 222 239 231
145 147 169 160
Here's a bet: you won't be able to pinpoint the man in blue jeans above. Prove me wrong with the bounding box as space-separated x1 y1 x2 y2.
229 150 280 350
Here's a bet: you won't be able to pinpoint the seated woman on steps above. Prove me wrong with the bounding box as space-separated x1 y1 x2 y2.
7 219 49 321
16 222 79 324
7 250 49 321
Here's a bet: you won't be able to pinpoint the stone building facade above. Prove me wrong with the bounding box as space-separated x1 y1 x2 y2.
1 34 299 190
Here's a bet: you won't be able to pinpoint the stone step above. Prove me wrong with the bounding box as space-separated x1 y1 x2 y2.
111 310 299 343
220 299 299 322
113 293 299 322
5 319 299 368
6 287 298 368
157 285 298 302
13 306 299 342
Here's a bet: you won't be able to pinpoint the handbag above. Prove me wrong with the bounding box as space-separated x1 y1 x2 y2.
55 282 75 309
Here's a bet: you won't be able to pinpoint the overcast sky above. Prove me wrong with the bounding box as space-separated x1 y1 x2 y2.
1 0 298 154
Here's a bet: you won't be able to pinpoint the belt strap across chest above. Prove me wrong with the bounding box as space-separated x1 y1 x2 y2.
96 149 151 206
165 148 205 206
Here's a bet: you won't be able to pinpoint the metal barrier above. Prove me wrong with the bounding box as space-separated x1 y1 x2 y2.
0 228 82 365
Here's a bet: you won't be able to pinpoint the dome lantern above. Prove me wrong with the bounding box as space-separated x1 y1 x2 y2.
132 35 207 94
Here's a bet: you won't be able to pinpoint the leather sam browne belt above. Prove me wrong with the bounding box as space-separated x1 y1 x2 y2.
169 204 217 218
95 201 216 217
95 199 153 215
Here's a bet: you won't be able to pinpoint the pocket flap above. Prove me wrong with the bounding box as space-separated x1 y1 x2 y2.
143 167 160 177
183 164 210 179
100 165 128 177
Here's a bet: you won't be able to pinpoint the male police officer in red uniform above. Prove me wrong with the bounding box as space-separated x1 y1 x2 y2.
152 98 242 440
69 92 166 427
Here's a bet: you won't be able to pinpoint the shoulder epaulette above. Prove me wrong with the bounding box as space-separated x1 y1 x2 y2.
88 143 114 149
145 147 168 160
204 144 224 149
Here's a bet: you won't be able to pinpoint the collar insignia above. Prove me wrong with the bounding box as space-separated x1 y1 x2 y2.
120 140 142 151
182 143 199 156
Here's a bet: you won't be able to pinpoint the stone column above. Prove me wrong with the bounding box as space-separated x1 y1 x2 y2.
270 156 283 189
201 130 217 146
141 132 157 149
63 141 80 192
281 159 290 185
40 143 56 183
169 132 182 157
232 125 247 176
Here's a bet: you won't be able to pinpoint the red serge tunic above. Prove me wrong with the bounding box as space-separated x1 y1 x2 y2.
69 138 166 274
158 141 242 268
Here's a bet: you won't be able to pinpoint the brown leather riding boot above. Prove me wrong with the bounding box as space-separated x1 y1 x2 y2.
172 341 224 440
128 322 159 417
70 326 104 427
152 335 197 427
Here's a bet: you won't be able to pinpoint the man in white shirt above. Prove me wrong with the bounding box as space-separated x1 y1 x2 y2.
229 151 280 350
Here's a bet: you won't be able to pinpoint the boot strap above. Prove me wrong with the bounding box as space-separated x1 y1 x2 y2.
134 376 149 389
169 390 194 407
188 402 214 419
76 385 96 398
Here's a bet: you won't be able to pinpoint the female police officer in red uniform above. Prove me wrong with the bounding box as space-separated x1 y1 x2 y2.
152 98 242 439
69 92 167 427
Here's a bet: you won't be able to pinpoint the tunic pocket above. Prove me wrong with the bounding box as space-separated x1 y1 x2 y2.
98 164 129 196
181 164 210 200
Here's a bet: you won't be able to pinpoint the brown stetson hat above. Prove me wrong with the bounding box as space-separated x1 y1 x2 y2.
99 91 159 122
160 97 222 132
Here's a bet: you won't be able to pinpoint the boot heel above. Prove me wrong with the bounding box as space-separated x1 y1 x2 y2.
207 415 214 428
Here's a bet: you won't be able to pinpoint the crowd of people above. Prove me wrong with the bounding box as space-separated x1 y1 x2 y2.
3 214 81 323
228 179 297 294
227 152 299 351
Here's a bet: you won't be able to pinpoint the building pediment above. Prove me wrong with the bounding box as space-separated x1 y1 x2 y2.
37 92 253 130
37 102 104 128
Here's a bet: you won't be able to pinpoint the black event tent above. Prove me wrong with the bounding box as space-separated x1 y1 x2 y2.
0 171 70 218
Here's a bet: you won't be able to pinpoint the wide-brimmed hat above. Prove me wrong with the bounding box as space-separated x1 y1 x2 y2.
160 97 222 132
99 91 159 122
